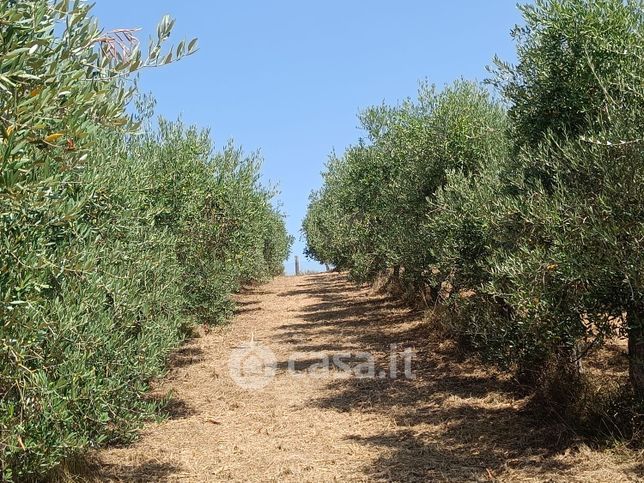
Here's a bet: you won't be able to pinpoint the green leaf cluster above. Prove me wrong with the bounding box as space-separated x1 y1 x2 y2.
0 1 290 480
303 0 643 410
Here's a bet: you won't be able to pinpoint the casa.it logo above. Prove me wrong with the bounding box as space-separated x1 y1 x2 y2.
228 337 277 390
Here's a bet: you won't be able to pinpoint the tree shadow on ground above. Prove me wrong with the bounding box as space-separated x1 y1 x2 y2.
156 394 196 420
234 306 262 315
86 460 183 482
234 298 262 307
168 343 205 368
273 273 640 481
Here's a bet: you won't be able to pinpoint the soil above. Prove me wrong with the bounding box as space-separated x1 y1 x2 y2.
85 272 643 482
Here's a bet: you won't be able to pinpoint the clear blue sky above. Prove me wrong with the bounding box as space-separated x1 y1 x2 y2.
92 1 523 274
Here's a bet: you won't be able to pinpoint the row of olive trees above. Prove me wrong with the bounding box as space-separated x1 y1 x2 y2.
304 0 643 415
0 1 291 480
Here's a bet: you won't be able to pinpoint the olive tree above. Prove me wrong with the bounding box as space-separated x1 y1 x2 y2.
490 0 644 396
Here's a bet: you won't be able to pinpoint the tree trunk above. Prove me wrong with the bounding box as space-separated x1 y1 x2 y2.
393 264 401 281
628 305 644 400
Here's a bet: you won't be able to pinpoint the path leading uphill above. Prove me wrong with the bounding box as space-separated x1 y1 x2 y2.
88 273 641 482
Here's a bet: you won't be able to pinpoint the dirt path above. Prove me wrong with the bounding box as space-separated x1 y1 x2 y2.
89 273 642 482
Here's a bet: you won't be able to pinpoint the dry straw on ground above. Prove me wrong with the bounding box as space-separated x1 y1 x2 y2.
76 273 642 482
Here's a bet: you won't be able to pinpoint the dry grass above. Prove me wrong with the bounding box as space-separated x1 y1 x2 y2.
79 273 643 482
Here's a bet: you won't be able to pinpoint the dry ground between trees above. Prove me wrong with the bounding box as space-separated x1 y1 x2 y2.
83 272 643 482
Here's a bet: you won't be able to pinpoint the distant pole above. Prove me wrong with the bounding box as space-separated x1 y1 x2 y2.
295 256 300 276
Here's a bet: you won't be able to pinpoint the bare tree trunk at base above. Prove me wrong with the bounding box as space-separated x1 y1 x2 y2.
628 306 644 400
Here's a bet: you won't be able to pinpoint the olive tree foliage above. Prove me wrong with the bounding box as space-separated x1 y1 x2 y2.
0 1 289 480
303 80 508 287
128 116 293 324
480 0 644 391
490 0 644 150
304 0 644 406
